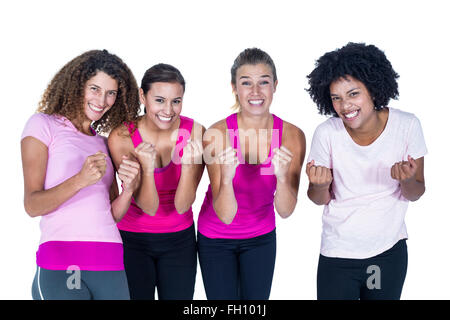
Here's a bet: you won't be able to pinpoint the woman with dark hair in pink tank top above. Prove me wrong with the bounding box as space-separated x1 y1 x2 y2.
198 48 306 300
108 64 205 300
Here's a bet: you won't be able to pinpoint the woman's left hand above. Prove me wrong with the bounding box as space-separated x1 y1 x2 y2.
181 139 203 167
391 155 417 182
271 146 293 182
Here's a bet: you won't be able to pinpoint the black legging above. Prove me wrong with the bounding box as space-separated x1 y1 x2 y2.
119 224 197 300
317 239 408 300
197 229 276 300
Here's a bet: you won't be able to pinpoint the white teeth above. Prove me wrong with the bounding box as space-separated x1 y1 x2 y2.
249 100 263 105
344 110 358 119
158 115 172 121
89 103 104 112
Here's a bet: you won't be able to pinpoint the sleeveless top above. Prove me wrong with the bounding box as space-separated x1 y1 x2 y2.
198 113 283 239
117 116 194 233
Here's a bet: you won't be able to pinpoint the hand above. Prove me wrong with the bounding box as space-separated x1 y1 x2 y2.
271 146 293 181
77 151 107 188
181 139 203 166
118 155 141 193
134 142 157 175
218 146 239 185
391 155 418 182
306 160 333 189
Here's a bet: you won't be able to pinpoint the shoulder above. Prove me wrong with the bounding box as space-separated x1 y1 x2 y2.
313 116 341 136
208 118 228 132
108 123 132 147
25 112 54 127
389 107 419 123
281 119 306 147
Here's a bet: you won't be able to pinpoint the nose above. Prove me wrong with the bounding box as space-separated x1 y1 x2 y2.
96 90 107 107
251 84 260 95
163 101 173 114
341 97 353 111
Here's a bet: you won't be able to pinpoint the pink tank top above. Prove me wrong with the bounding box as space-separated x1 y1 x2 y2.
198 113 283 239
117 116 194 233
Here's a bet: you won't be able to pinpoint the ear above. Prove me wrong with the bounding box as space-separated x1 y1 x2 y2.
139 88 146 105
231 82 237 95
273 80 278 92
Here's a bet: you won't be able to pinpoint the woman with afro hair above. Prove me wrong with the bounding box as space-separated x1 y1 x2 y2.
21 50 141 299
306 43 427 300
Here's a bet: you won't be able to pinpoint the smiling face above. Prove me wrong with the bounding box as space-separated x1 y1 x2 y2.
232 63 277 116
140 82 184 130
330 75 378 132
83 71 118 122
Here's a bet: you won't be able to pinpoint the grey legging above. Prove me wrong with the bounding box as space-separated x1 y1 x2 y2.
31 266 130 300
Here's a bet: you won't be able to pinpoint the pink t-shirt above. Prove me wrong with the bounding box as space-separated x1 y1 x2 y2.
117 115 194 233
21 113 123 270
308 108 427 259
198 113 282 239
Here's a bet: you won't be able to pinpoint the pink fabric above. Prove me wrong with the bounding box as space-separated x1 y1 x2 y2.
21 113 124 270
36 241 124 271
117 116 194 233
198 113 282 239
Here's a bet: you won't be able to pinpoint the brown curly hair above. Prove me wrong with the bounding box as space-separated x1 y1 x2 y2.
37 49 140 134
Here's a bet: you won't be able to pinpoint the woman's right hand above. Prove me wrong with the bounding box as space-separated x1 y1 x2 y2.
76 151 107 188
306 160 333 189
218 146 239 185
118 155 141 193
135 142 157 175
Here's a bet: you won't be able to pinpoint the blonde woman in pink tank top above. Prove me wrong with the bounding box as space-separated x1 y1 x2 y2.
197 48 306 300
108 64 205 300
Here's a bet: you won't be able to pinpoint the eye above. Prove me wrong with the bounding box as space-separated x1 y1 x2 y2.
241 81 251 86
349 91 359 97
90 86 98 92
259 80 270 85
331 96 340 101
108 91 117 97
155 98 164 103
173 99 182 105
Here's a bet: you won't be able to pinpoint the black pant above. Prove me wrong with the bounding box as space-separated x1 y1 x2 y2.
197 229 276 300
119 224 197 300
317 239 408 300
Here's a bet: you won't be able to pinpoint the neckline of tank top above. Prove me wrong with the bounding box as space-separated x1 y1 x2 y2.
131 116 190 173
231 113 281 167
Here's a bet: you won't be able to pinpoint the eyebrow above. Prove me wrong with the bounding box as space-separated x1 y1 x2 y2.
330 87 360 96
154 96 183 100
239 75 272 80
88 84 117 92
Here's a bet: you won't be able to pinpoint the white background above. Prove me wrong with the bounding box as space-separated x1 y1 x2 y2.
1 0 449 300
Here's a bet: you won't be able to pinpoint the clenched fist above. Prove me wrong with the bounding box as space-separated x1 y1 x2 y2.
118 155 141 193
135 142 157 175
77 151 107 188
218 146 239 185
306 160 333 189
391 155 418 182
181 139 203 166
271 146 293 181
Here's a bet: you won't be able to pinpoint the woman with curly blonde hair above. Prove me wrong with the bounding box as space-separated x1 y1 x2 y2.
21 49 141 300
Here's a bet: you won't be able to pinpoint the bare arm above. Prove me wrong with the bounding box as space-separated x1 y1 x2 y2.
108 125 159 216
306 160 333 206
203 122 239 225
174 123 206 214
273 124 306 218
108 154 140 222
22 136 106 217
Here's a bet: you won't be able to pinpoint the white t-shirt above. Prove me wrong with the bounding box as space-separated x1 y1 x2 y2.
308 108 427 259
